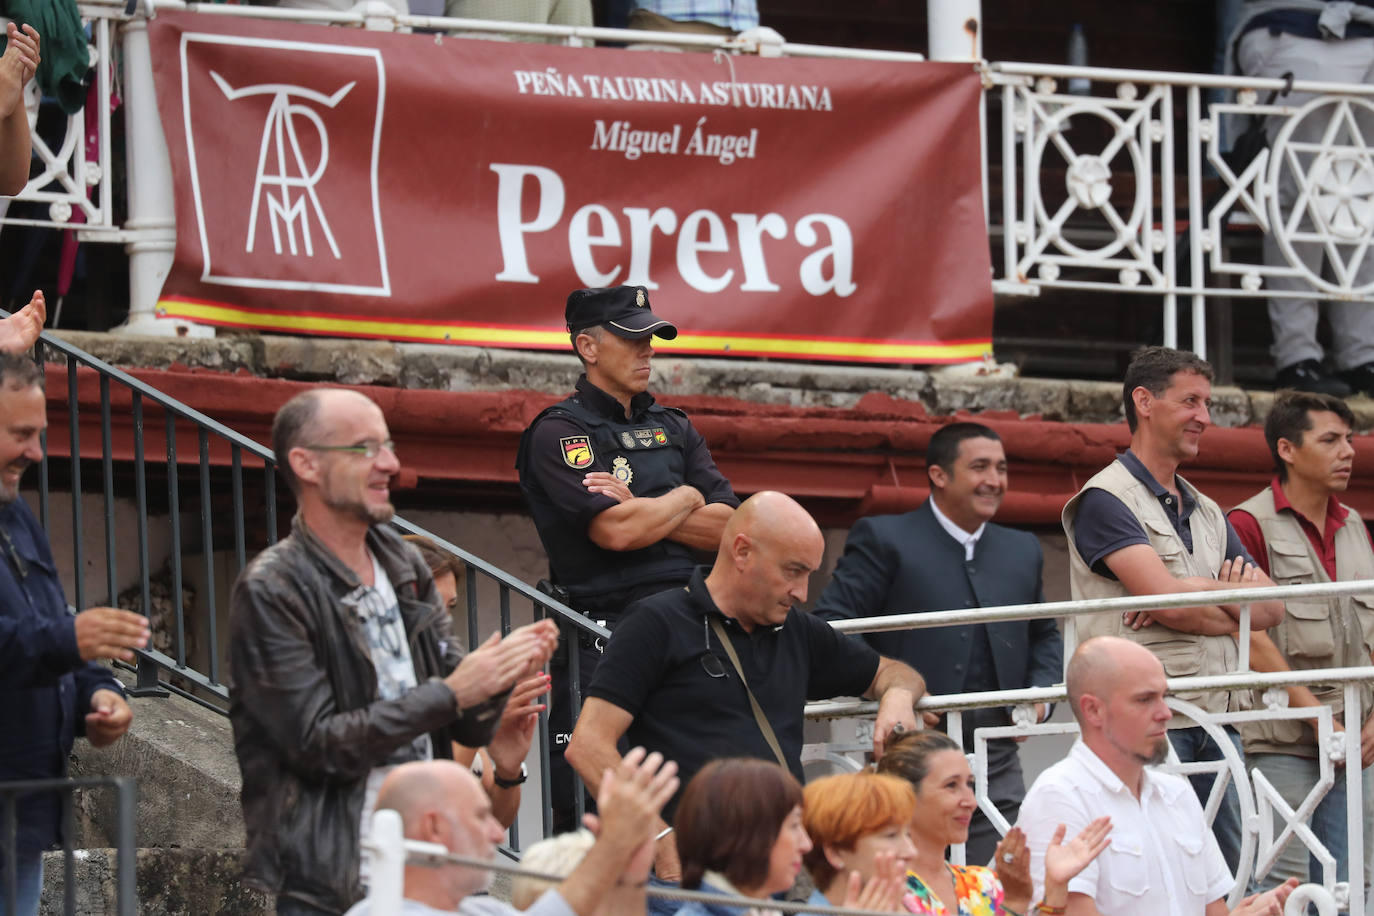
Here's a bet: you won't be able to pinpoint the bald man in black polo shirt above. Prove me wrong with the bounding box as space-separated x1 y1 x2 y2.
566 491 925 898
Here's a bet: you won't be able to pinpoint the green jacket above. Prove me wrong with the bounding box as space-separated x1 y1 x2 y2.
3 0 89 114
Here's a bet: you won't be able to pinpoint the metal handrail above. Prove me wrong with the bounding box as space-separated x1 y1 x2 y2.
22 321 602 851
829 578 1374 634
79 0 927 61
0 776 138 916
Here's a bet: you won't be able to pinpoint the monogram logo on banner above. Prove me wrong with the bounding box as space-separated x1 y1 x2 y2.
211 73 353 261
179 32 390 296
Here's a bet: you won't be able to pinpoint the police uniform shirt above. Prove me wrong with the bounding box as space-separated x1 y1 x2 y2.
517 376 737 595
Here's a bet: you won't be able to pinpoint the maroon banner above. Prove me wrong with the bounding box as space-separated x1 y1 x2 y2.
149 12 992 364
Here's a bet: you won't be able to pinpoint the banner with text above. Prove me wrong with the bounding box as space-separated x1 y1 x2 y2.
149 12 992 364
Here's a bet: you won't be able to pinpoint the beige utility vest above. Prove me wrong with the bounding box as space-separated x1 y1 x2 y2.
1063 459 1242 718
1233 487 1374 757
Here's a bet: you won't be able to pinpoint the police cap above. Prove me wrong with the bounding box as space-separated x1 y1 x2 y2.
565 286 679 340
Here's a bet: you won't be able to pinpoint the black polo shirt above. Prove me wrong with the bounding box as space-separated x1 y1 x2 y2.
586 566 881 821
1073 450 1254 578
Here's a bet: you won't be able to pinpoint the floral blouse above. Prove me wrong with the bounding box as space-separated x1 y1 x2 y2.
902 863 1005 916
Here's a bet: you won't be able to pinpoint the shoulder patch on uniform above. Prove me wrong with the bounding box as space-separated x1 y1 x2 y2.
560 436 594 469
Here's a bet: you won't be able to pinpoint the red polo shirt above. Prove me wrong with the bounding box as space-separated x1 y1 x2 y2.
1228 477 1373 580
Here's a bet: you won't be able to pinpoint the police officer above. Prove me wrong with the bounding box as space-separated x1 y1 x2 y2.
516 285 738 831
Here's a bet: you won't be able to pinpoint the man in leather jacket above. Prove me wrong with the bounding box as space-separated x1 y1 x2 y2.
229 388 558 916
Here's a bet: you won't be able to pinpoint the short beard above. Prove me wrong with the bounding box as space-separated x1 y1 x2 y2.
1138 737 1170 766
322 492 393 526
0 459 30 505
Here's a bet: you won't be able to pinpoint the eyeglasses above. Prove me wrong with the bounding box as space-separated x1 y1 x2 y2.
303 439 395 459
700 616 726 679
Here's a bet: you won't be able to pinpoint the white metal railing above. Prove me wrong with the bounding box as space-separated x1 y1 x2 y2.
805 578 1374 913
362 803 1338 916
989 61 1374 358
2 8 116 232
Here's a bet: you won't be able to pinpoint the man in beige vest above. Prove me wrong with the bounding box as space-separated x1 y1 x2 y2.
1062 346 1285 876
1229 389 1374 895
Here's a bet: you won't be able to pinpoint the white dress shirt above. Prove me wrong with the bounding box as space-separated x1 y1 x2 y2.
929 497 985 562
1016 740 1233 915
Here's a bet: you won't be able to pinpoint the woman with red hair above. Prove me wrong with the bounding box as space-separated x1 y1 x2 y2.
803 770 919 911
672 758 904 915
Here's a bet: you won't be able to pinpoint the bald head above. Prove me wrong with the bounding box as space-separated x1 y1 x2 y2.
721 491 822 551
273 387 385 496
374 760 501 905
1067 636 1160 723
376 760 483 835
1067 636 1172 772
709 491 824 630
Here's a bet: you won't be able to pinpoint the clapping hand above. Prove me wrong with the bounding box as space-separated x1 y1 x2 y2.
1229 877 1298 915
1044 817 1112 888
839 850 907 913
993 827 1033 914
0 290 44 353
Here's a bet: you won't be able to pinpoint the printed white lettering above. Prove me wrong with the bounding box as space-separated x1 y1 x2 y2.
569 203 623 287
677 209 734 293
795 214 856 297
490 163 565 283
490 163 854 295
733 213 787 292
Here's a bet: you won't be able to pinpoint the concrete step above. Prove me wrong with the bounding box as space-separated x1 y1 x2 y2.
38 847 270 916
67 669 241 850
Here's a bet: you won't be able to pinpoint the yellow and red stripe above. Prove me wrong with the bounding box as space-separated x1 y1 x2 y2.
157 297 990 365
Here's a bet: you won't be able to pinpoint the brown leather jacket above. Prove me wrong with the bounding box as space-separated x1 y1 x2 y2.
228 515 504 913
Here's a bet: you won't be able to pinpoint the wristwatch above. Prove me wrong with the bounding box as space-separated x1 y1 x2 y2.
493 763 528 789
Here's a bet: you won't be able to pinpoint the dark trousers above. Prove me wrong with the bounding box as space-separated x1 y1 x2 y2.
548 580 685 832
966 738 1026 867
548 615 611 834
275 896 341 916
1169 724 1246 877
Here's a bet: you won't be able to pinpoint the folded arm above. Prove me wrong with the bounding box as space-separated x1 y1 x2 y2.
1104 545 1281 634
587 485 705 552
664 501 733 552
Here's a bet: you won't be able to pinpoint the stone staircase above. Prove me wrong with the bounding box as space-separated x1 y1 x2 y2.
38 670 270 915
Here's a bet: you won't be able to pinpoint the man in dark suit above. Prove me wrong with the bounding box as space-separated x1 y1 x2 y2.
814 421 1062 865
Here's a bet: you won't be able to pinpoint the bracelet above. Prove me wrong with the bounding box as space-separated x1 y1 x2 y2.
654 826 674 841
1033 903 1067 915
492 762 528 789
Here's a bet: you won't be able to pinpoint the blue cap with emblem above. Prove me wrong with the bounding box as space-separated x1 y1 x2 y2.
565 286 679 340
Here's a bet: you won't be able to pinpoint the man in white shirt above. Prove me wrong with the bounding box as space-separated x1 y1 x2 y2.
1017 636 1297 915
343 747 677 916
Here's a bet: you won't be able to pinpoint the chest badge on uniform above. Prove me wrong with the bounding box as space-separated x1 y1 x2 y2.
620 431 636 449
634 428 654 444
612 456 633 484
560 436 594 469
652 427 668 444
